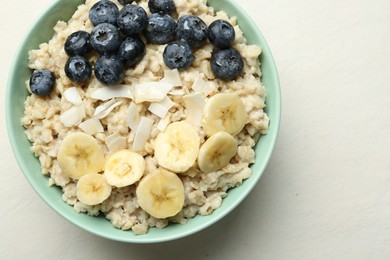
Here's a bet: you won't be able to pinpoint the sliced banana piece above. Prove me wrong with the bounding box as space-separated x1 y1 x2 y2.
198 131 238 173
76 173 112 205
136 169 185 219
154 121 200 173
202 93 249 136
104 149 145 187
57 132 105 179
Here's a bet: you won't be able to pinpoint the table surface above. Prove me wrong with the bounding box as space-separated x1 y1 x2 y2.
1 0 390 259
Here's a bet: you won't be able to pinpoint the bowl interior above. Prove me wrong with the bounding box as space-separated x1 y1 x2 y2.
6 0 280 243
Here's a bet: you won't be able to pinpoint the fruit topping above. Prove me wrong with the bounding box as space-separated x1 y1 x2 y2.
64 30 92 57
118 0 136 5
94 55 125 86
163 40 194 70
208 19 235 49
76 173 112 205
176 15 208 49
116 4 147 36
202 93 249 136
210 48 244 81
118 36 146 68
57 132 105 179
89 0 119 26
104 149 145 187
154 121 200 173
145 13 177 44
90 23 122 54
29 70 55 96
65 55 92 83
148 0 176 15
136 169 185 219
198 131 237 173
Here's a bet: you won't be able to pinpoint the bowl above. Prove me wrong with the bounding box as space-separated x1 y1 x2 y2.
6 0 280 243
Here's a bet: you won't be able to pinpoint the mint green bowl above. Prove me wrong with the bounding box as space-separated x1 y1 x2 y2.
6 0 280 243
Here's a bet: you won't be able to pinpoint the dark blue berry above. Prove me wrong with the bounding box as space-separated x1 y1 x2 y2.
163 40 194 70
148 0 176 15
176 15 208 49
90 23 122 54
65 55 92 83
89 0 119 26
64 31 92 57
145 13 176 44
118 0 135 5
208 19 235 49
117 5 147 36
118 37 145 68
94 55 125 86
211 48 244 81
29 70 55 96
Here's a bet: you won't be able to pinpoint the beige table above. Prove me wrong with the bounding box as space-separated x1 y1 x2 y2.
1 0 390 259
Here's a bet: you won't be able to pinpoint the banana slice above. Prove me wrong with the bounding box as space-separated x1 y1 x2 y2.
104 149 145 187
57 132 105 179
76 173 112 205
202 93 249 136
136 169 185 219
198 131 238 173
154 121 200 173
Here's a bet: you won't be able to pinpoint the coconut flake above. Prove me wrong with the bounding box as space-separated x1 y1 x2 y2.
183 93 205 127
60 104 85 127
148 96 175 119
148 103 168 118
169 87 186 96
132 82 174 103
63 87 82 105
132 117 154 151
90 85 133 101
192 76 212 96
94 99 123 119
126 102 141 131
161 69 182 86
157 112 171 132
94 99 116 116
78 117 104 135
105 132 127 152
159 96 175 110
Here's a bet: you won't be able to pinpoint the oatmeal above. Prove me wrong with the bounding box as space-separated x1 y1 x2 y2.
22 0 269 234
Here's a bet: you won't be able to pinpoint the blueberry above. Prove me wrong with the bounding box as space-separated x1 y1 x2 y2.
94 55 125 86
163 40 194 70
145 13 176 44
89 0 119 26
29 70 55 96
64 31 92 57
211 48 244 81
65 55 92 83
148 0 176 15
176 15 208 49
118 36 145 68
90 23 122 54
117 5 147 36
208 19 235 49
118 0 135 5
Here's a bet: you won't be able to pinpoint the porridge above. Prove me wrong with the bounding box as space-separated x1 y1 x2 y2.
22 0 269 234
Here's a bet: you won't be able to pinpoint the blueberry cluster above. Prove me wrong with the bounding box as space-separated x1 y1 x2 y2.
208 19 243 81
61 0 244 88
62 0 145 86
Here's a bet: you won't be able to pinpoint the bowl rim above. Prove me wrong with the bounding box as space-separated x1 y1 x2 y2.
6 0 281 243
